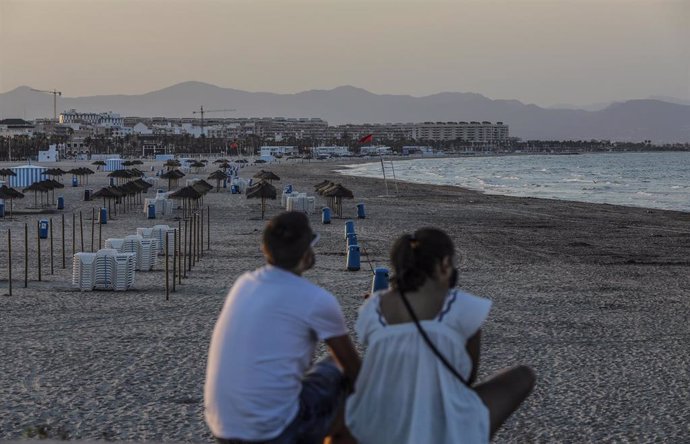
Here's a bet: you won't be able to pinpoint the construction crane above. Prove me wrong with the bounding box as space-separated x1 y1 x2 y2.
30 88 62 122
192 106 236 136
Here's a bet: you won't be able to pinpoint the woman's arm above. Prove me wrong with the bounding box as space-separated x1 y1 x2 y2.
466 330 481 386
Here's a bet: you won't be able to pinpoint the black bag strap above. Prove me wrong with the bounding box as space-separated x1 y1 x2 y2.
398 287 470 386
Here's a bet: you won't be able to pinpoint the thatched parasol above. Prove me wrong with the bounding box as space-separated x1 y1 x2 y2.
169 185 203 218
122 160 135 167
164 159 181 171
23 181 51 207
321 183 354 218
246 180 277 220
253 170 281 183
160 169 186 190
130 159 144 165
207 170 227 192
0 168 17 180
91 186 123 217
0 185 24 217
42 168 67 183
108 169 136 185
213 158 229 164
190 161 206 173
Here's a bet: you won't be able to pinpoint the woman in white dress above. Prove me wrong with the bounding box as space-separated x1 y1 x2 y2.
346 228 535 443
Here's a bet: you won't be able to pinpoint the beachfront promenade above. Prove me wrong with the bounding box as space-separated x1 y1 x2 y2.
0 158 688 442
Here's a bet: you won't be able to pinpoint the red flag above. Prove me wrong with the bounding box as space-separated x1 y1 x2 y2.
358 134 373 144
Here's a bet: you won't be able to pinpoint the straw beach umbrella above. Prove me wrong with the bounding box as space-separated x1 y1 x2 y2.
0 185 24 217
321 183 354 218
169 185 203 218
0 168 17 181
253 170 280 183
23 181 50 207
160 169 186 191
208 170 227 192
92 187 123 217
246 180 277 220
164 159 181 171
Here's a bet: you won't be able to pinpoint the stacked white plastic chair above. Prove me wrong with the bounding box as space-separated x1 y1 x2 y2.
231 178 248 193
94 249 117 290
138 225 175 256
286 193 316 214
72 253 97 291
112 253 136 291
105 235 158 271
282 191 298 207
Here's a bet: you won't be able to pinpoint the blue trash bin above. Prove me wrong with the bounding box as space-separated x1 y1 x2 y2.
223 178 228 189
357 203 366 219
285 184 293 194
72 176 78 187
39 220 49 239
347 245 361 271
231 185 239 194
109 177 115 186
147 204 156 219
0 202 5 218
99 208 108 224
346 232 358 248
322 207 331 224
344 220 355 239
84 189 91 201
57 196 65 210
371 267 390 293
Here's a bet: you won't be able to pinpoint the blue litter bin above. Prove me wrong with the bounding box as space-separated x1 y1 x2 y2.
223 178 228 189
322 207 331 224
99 208 108 224
147 204 156 219
84 189 91 201
231 185 239 194
285 184 293 194
371 267 390 293
357 203 366 219
346 232 358 248
57 196 65 210
109 177 115 186
344 220 355 239
0 202 4 218
346 245 361 271
39 220 49 239
72 176 78 187
248 178 253 186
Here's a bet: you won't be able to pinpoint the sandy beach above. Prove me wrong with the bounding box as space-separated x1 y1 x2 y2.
1 157 688 442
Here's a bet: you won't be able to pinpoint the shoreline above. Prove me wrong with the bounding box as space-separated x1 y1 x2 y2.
1 159 689 442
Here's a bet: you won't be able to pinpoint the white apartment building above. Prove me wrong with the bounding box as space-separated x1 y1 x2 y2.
360 146 392 156
59 109 124 128
312 146 351 157
411 121 508 142
259 146 298 157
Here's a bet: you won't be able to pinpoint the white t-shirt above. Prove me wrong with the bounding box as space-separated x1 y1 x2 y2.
205 265 348 441
346 289 492 444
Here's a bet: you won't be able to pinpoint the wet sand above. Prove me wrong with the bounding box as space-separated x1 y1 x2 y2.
1 158 688 442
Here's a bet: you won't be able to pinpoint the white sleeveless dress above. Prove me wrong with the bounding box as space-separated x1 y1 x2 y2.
346 289 492 444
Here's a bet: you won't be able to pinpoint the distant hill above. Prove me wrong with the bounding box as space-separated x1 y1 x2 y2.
1 82 688 143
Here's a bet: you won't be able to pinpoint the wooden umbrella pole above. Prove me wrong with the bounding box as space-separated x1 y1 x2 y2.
7 229 12 296
200 207 204 256
183 218 188 278
61 213 66 269
24 223 28 288
207 206 210 251
90 208 95 252
178 219 183 284
72 213 76 257
49 217 54 275
80 211 84 252
172 228 177 292
165 234 169 301
188 215 193 271
37 221 42 282
98 213 102 250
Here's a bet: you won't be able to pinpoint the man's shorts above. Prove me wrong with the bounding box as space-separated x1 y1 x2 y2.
217 357 346 444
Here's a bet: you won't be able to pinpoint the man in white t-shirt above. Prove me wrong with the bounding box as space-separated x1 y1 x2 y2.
205 211 360 444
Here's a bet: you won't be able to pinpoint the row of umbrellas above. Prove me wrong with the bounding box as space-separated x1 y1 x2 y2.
23 179 65 208
168 180 214 218
91 179 154 217
314 180 354 217
160 169 186 190
0 185 24 217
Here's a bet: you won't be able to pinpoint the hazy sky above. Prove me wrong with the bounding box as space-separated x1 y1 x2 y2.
1 0 688 107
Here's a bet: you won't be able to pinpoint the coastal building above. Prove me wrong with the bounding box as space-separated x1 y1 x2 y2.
312 146 351 157
402 146 441 156
0 118 34 137
38 144 60 162
259 146 298 157
360 146 392 156
59 109 124 128
411 121 508 142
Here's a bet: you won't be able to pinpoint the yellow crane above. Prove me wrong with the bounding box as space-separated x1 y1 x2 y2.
30 88 63 122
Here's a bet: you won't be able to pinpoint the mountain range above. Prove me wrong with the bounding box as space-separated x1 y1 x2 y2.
1 82 688 143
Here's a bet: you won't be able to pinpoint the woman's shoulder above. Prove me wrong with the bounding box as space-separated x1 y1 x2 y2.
442 289 492 336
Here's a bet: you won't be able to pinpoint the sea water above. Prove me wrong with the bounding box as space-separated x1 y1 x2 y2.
337 152 690 212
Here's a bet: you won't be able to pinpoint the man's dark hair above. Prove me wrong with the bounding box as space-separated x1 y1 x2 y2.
262 211 313 269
